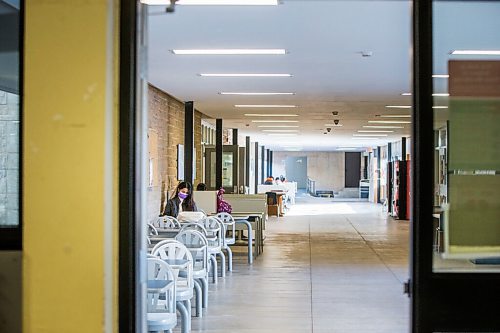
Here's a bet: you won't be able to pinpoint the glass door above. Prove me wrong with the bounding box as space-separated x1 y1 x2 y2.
204 145 239 193
412 1 500 331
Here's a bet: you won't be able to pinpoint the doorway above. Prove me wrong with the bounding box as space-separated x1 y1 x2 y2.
285 156 307 189
344 152 361 188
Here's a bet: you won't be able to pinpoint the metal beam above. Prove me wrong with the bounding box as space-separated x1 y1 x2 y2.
215 119 223 190
184 101 194 184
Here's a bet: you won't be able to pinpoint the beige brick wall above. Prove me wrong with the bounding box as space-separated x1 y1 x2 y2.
147 84 204 220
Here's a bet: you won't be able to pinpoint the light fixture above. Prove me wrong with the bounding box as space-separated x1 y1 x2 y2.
353 134 388 137
324 123 343 127
358 130 394 133
172 49 286 55
451 50 500 56
352 137 376 140
251 120 299 123
220 92 295 95
262 130 299 133
368 120 411 124
268 133 298 136
433 74 449 78
257 125 299 128
385 105 412 109
236 105 297 108
432 106 449 109
363 125 404 129
401 92 412 96
378 115 411 118
245 114 298 117
433 93 450 97
337 147 358 150
199 73 292 77
143 0 278 4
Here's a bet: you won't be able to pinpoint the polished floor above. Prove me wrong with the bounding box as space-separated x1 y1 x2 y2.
187 194 410 333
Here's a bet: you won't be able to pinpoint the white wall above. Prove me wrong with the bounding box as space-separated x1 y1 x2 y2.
273 151 346 192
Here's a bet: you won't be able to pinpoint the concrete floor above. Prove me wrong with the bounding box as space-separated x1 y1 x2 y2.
186 194 410 333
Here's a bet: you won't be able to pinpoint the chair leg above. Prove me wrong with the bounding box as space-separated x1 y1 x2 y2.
225 246 233 272
210 255 218 284
200 277 208 308
176 301 190 333
218 251 226 277
193 280 203 318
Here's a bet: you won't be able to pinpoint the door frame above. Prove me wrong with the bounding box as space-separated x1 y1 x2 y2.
411 0 500 331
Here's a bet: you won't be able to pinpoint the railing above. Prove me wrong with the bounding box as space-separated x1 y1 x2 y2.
306 178 316 196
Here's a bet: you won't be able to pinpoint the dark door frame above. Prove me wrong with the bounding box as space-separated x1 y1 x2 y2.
411 0 500 331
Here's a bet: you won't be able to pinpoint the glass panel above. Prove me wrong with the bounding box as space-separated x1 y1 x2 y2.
0 1 20 227
222 152 233 187
432 0 500 272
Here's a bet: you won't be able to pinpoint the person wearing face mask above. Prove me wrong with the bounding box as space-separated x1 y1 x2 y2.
163 181 198 217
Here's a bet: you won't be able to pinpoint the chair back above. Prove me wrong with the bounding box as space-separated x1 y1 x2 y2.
200 216 223 249
266 192 278 205
151 240 194 289
164 216 181 228
148 223 159 236
216 212 236 245
179 222 208 235
147 257 176 313
175 230 209 274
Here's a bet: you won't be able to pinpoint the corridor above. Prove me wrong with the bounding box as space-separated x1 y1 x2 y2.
190 194 410 333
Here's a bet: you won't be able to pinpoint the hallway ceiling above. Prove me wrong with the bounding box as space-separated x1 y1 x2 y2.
147 1 500 151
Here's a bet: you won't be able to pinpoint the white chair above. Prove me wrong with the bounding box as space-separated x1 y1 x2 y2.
179 222 208 235
175 229 209 312
199 216 226 282
148 223 159 236
151 240 194 333
216 212 236 272
146 257 177 333
164 216 181 228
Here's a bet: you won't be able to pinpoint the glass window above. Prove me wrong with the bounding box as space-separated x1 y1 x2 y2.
432 0 500 272
0 0 21 228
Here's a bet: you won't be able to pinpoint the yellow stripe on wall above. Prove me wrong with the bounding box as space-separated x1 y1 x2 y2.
24 1 119 332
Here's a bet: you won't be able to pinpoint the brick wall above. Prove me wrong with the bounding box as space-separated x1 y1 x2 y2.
0 90 19 226
147 84 203 221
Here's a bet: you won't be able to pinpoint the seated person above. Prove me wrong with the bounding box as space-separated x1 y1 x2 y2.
196 182 207 191
264 176 274 185
163 181 198 217
275 177 282 184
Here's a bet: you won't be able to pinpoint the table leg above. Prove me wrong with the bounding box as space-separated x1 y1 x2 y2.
236 220 253 264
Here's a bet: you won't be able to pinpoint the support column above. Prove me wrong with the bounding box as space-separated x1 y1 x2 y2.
261 146 265 184
377 146 381 203
401 137 407 161
232 128 238 146
254 142 259 194
184 101 194 184
266 149 270 177
245 136 250 187
216 119 223 190
269 151 274 176
388 142 392 162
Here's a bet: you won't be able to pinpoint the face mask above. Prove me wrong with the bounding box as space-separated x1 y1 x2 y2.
178 192 188 200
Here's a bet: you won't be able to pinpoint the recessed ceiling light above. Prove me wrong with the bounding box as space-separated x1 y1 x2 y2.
433 93 450 97
401 92 412 96
172 49 286 55
324 124 343 127
251 120 299 123
353 134 388 137
368 120 411 124
220 92 295 95
433 74 449 78
262 130 299 133
363 125 404 129
385 105 412 109
245 114 298 117
451 50 500 56
257 125 299 128
432 106 449 109
199 73 292 77
236 105 297 108
378 115 411 118
358 130 394 133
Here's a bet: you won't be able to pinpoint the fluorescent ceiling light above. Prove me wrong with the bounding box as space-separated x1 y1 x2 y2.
245 114 298 117
368 120 411 124
451 50 500 56
236 104 297 108
172 49 286 55
358 130 394 133
262 130 299 133
433 74 449 78
363 125 404 129
324 124 343 127
268 134 298 136
257 125 299 128
352 137 376 140
353 134 388 137
401 93 449 97
337 147 357 150
199 73 292 77
385 105 412 109
220 92 294 95
379 115 411 118
432 106 449 109
251 120 299 123
178 0 277 5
